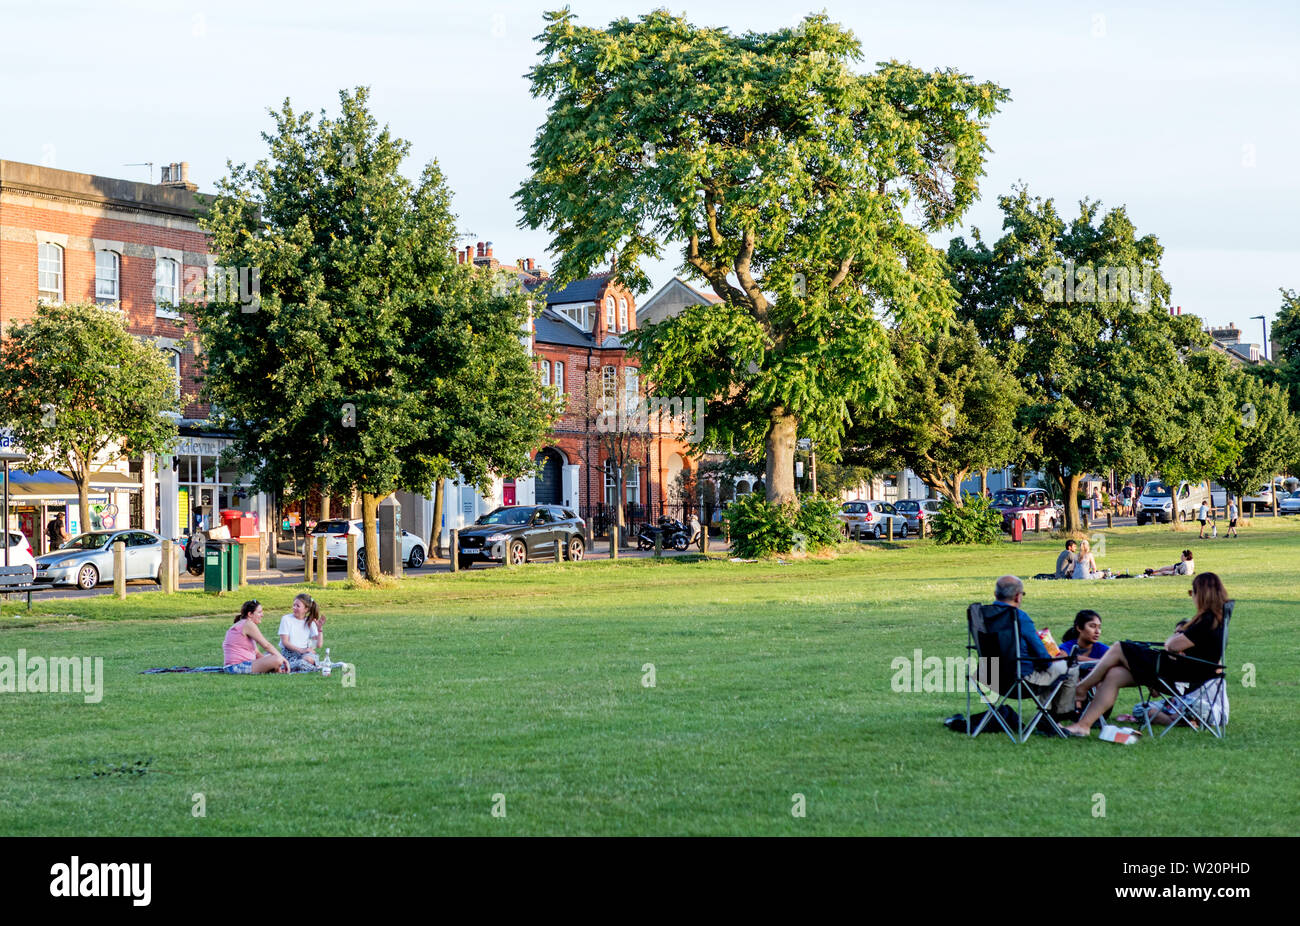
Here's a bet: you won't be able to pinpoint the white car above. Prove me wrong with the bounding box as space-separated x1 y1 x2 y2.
310 519 427 570
4 531 38 584
1243 481 1286 514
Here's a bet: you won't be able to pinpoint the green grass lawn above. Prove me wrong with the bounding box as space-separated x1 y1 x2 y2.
1 519 1295 836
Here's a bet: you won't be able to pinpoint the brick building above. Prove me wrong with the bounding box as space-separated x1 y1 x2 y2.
0 159 268 551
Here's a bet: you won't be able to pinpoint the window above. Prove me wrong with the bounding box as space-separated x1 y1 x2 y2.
605 295 616 329
618 297 629 332
155 259 180 316
539 359 551 388
624 366 639 414
554 303 588 331
601 365 617 414
38 242 64 302
96 250 120 302
605 459 640 506
164 349 181 401
554 361 564 394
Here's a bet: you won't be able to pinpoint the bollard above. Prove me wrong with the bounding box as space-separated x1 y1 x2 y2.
887 519 894 542
654 530 662 559
1106 512 1113 529
611 525 619 561
699 523 708 554
450 529 459 573
304 536 314 582
920 519 927 540
316 535 328 588
161 539 175 594
347 533 359 582
113 540 126 600
504 537 515 568
555 538 562 564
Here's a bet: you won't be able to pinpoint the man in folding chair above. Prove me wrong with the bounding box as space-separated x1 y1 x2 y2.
967 575 1080 742
1064 572 1230 739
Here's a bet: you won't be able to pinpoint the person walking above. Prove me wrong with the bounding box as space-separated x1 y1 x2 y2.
1227 499 1239 538
46 511 69 552
1197 499 1210 539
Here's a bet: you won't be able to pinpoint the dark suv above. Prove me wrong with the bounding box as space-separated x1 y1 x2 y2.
456 505 586 569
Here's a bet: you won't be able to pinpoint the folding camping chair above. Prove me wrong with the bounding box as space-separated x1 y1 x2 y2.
1131 601 1232 740
966 602 1073 743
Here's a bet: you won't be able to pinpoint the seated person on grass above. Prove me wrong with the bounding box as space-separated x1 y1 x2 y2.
1063 573 1229 737
223 600 289 674
1145 549 1194 577
1059 610 1109 665
985 575 1079 720
279 592 325 672
1055 540 1078 579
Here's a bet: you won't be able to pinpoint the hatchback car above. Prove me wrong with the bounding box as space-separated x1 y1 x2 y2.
35 529 184 589
893 498 941 532
838 500 910 539
309 519 427 571
456 505 586 568
1278 491 1300 516
3 531 38 584
991 488 1062 532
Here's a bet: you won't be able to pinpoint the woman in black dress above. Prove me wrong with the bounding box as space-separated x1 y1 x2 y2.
1062 572 1229 737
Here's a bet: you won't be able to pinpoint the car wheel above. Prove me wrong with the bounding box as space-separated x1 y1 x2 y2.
156 566 165 586
874 524 885 540
567 536 585 561
77 564 99 590
899 523 909 539
457 555 472 570
407 545 425 569
510 540 527 565
356 547 367 575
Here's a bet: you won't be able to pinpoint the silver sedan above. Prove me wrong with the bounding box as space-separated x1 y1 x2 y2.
35 530 184 590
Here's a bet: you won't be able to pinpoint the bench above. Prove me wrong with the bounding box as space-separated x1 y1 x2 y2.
0 565 49 610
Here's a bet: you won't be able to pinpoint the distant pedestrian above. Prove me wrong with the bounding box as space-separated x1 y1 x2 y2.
1197 500 1210 539
1227 499 1239 538
1122 482 1135 516
1090 489 1101 523
46 511 69 551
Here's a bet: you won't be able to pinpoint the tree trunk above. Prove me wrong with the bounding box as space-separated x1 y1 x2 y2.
980 468 989 497
76 476 90 538
430 478 445 559
1060 472 1083 533
320 489 331 522
361 492 381 578
765 408 798 507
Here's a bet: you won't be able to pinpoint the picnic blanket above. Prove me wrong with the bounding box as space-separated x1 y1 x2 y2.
141 662 344 675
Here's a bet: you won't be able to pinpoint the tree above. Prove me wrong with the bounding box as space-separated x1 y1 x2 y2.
949 187 1234 532
516 9 1009 506
1253 288 1300 414
197 88 554 576
577 364 651 540
840 322 1023 504
0 302 179 528
1218 371 1297 507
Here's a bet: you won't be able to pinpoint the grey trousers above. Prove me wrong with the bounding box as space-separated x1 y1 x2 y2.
1024 662 1080 715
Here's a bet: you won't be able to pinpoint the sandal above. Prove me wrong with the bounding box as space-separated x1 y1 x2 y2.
1116 714 1137 724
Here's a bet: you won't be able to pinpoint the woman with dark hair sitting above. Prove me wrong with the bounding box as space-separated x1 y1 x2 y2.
223 600 289 674
1060 610 1109 665
1063 572 1229 737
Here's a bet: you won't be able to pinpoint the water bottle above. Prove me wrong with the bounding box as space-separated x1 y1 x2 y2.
1211 523 1218 539
321 647 332 677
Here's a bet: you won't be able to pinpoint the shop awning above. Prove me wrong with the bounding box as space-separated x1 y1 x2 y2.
2 469 139 500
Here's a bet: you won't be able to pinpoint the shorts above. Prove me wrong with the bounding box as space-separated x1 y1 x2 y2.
280 646 318 672
223 660 254 674
1198 519 1206 526
1229 519 1238 528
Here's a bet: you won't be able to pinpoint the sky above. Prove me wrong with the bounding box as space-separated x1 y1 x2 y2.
2 0 1297 344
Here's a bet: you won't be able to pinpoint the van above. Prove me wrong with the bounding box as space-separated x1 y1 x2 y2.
1136 480 1210 525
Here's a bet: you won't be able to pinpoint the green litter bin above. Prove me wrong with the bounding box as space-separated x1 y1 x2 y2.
204 540 234 594
227 541 244 589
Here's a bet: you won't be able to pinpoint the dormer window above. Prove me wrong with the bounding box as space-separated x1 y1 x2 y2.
539 359 551 388
605 295 616 329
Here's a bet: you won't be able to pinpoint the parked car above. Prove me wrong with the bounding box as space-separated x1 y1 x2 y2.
35 529 184 590
1243 480 1287 514
1135 480 1210 525
838 500 910 539
310 519 427 571
456 505 586 568
991 487 1062 532
893 498 942 532
1278 490 1300 516
3 531 38 584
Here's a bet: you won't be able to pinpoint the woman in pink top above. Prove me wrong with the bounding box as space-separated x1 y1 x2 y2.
223 600 288 674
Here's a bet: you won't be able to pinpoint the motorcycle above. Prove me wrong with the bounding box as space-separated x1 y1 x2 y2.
637 517 700 552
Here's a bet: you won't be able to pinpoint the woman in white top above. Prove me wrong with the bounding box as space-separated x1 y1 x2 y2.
278 592 324 671
1073 539 1100 579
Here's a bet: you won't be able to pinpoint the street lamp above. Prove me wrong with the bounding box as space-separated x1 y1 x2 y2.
0 448 30 568
1251 314 1268 361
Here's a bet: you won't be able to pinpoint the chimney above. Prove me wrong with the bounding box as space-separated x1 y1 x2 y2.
159 160 197 191
526 258 535 271
486 242 494 258
477 242 485 258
